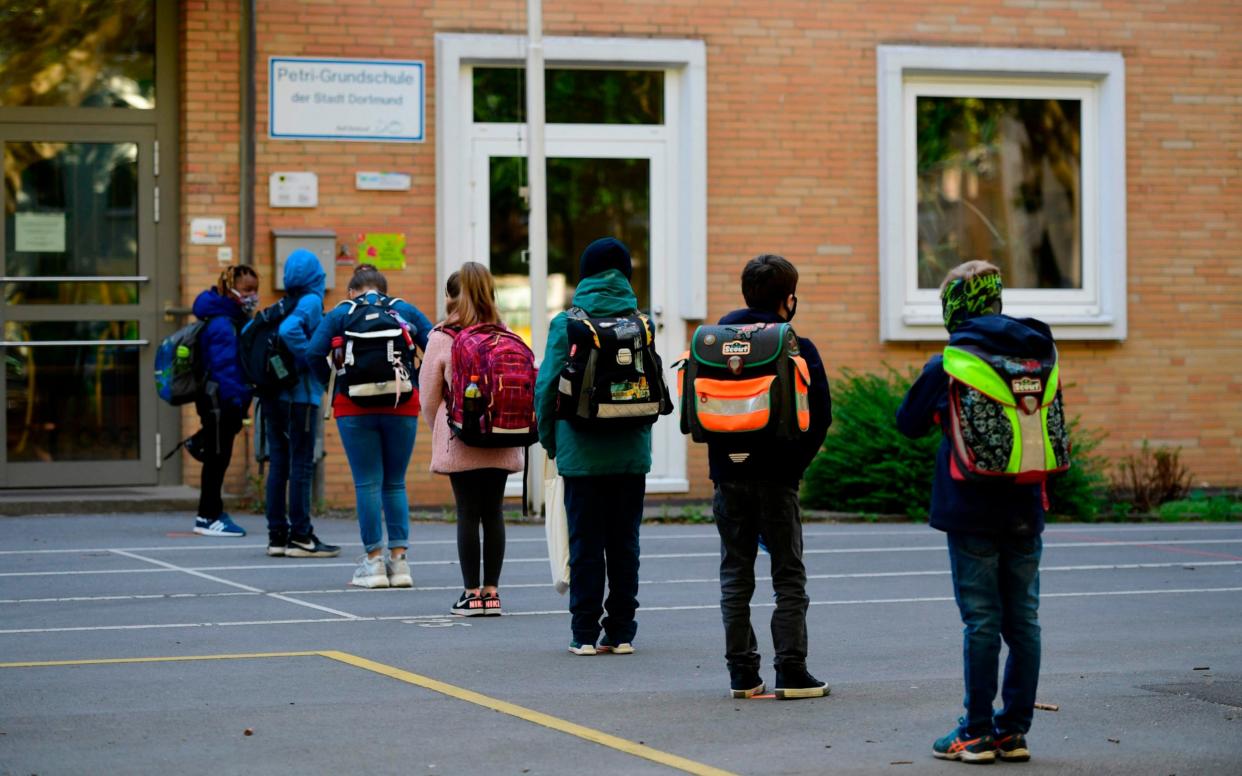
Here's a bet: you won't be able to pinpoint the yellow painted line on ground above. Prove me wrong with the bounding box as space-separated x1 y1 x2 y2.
0 651 318 668
317 650 738 776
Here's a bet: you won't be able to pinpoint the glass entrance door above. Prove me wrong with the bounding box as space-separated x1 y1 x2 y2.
471 137 686 490
0 124 158 486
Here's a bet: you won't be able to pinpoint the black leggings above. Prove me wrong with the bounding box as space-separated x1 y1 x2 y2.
450 469 509 589
195 397 242 520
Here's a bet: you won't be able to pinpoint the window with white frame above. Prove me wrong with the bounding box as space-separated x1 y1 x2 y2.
877 46 1126 340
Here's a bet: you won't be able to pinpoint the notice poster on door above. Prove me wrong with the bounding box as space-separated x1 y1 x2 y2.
357 232 406 271
14 212 66 252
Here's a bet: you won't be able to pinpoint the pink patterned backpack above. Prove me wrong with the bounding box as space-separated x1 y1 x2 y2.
446 323 539 448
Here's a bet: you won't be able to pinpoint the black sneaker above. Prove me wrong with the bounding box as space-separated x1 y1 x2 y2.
285 533 341 558
729 668 766 699
451 591 485 616
933 724 996 763
267 531 289 557
994 731 1030 762
773 666 830 700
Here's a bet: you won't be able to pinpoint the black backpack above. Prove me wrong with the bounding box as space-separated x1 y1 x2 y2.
555 307 672 429
678 322 811 443
238 296 298 398
335 295 417 408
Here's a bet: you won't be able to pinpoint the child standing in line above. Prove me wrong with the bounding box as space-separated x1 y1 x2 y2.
708 254 833 699
308 264 433 589
419 262 524 616
189 265 259 537
897 260 1050 764
534 237 651 656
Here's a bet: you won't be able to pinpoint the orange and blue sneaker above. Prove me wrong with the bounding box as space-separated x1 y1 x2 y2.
932 725 996 763
994 732 1031 762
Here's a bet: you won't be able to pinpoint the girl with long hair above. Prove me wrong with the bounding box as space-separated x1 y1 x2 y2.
419 261 523 615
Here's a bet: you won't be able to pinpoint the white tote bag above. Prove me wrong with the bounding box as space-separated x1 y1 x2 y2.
543 457 571 595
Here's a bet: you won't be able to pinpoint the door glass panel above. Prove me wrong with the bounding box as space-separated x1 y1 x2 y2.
916 96 1082 289
4 140 140 304
5 320 142 462
474 68 664 125
489 156 650 343
0 0 156 108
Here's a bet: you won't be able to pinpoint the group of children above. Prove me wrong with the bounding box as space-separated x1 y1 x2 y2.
185 240 1049 764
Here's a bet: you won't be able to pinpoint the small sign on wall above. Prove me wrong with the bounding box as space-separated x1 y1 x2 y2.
270 172 318 208
358 233 406 271
190 217 227 244
14 213 66 252
355 171 411 191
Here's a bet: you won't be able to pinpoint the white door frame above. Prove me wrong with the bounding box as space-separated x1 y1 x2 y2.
436 33 707 499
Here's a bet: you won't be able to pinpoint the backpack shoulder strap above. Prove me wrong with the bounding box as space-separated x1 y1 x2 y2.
566 306 589 321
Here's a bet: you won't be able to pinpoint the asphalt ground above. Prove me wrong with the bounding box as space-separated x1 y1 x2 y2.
1 514 1240 775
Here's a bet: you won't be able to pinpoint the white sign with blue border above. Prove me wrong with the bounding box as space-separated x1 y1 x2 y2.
269 57 424 142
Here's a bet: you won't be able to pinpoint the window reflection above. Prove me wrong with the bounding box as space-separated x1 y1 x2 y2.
489 156 651 343
474 68 664 125
916 97 1082 289
5 321 141 462
4 141 140 304
0 0 155 109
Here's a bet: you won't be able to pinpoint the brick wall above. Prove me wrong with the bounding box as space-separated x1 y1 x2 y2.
181 0 1242 507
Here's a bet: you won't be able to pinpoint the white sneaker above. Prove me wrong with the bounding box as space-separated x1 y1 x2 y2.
349 555 389 589
386 555 413 588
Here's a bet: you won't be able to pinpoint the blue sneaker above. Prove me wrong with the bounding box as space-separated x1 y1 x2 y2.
933 723 996 763
194 514 246 537
568 640 597 656
597 635 634 654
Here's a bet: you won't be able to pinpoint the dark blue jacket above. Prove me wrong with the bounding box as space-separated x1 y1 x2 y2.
192 288 252 411
307 291 434 390
896 315 1055 536
707 308 832 486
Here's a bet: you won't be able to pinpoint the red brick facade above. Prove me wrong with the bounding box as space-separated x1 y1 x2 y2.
179 0 1242 507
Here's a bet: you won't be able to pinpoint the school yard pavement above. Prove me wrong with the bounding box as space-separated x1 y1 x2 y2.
1 514 1240 775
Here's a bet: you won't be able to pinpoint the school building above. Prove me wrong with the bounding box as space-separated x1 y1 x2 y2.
0 0 1237 505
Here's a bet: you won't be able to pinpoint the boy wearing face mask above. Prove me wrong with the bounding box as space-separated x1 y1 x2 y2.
709 254 833 700
188 264 260 537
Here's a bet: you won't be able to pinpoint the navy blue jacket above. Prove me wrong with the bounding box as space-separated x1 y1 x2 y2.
707 308 832 486
192 288 252 411
896 315 1055 536
306 291 434 390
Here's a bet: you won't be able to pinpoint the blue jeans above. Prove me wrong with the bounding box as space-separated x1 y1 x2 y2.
264 399 317 539
563 474 644 645
947 532 1042 737
337 414 417 553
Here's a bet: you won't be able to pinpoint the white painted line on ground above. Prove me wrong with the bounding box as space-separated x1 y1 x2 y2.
110 549 362 621
3 586 1240 636
3 539 1240 579
2 523 1239 556
4 560 1238 605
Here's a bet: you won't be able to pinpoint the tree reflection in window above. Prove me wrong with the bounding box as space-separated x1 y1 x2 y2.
916 97 1081 289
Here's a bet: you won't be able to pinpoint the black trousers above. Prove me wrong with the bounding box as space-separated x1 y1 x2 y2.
563 474 644 645
713 480 810 672
194 397 243 520
450 468 510 589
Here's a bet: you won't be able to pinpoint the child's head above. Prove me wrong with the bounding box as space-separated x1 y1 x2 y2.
940 260 1003 332
741 254 799 320
578 237 632 280
444 261 499 328
347 263 388 298
217 264 259 313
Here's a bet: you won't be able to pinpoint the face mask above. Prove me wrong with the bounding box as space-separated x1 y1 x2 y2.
232 288 260 315
784 294 798 322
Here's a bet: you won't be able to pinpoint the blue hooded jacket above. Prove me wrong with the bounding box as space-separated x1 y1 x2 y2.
192 287 252 411
306 290 434 392
896 314 1055 536
707 308 832 485
276 249 327 406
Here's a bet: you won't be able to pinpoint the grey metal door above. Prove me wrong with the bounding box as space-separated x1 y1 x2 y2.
0 123 159 486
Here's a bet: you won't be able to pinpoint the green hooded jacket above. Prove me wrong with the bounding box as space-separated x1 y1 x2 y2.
535 269 653 477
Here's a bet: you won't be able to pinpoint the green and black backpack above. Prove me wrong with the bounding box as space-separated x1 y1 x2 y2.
943 343 1071 484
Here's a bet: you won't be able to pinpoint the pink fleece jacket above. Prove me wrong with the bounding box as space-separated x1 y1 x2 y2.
418 327 525 475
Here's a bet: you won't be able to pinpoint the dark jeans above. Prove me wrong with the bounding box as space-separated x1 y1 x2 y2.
263 399 317 539
563 474 644 645
712 481 809 672
450 468 509 589
194 397 242 520
947 532 1042 737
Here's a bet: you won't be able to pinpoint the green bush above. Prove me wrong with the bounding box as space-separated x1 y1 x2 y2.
801 368 1109 521
802 368 938 518
1157 492 1242 522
